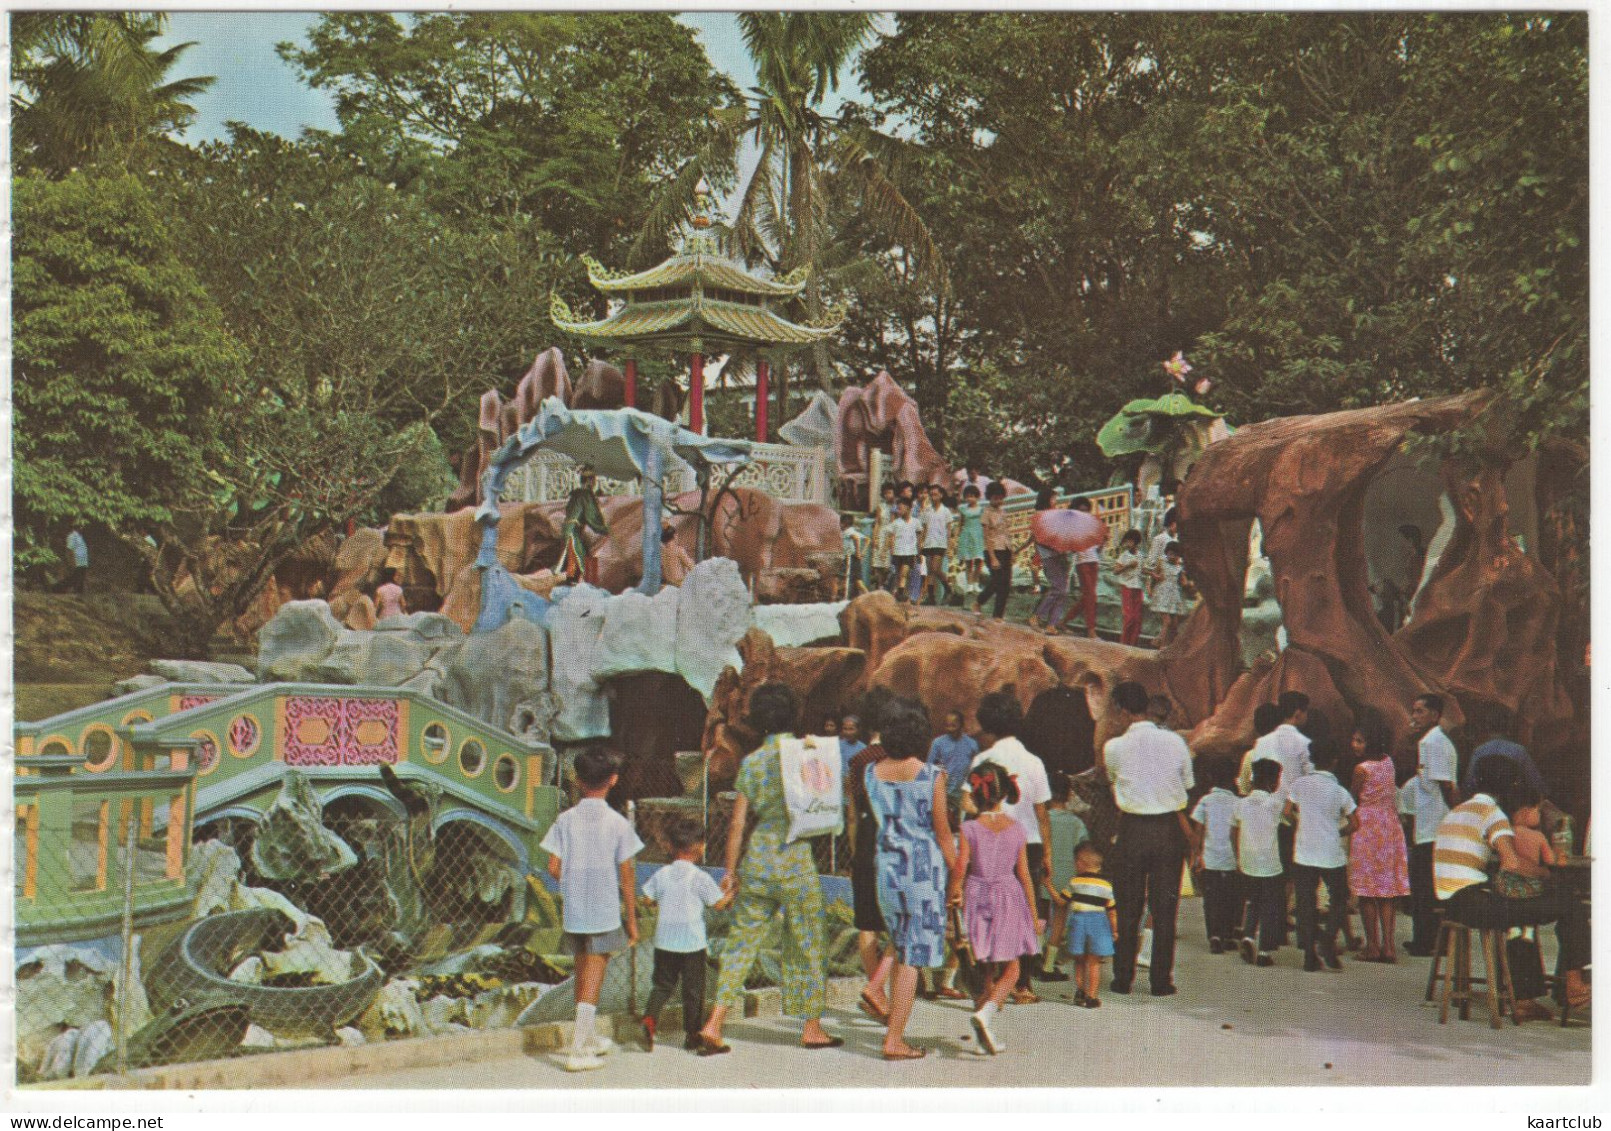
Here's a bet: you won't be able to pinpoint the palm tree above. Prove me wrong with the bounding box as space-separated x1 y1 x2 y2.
634 12 946 387
12 13 214 175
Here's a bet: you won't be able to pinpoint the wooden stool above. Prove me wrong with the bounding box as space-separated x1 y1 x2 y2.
1425 919 1518 1029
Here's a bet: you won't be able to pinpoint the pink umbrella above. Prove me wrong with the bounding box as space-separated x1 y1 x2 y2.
1031 508 1108 553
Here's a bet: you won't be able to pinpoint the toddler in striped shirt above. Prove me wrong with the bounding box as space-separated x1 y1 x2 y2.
1056 843 1118 1008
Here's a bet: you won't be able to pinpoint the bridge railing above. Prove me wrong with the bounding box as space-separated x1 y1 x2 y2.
120 683 559 847
16 683 248 774
504 442 829 506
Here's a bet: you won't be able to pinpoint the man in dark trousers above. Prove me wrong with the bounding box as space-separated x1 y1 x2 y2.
1103 680 1194 996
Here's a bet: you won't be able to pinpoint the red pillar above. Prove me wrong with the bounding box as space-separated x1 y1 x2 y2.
755 359 770 442
623 358 637 409
689 353 705 434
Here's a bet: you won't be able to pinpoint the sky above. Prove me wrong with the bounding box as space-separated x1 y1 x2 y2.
156 12 865 144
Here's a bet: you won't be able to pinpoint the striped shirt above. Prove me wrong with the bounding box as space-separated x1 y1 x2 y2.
1059 873 1115 914
1433 793 1514 901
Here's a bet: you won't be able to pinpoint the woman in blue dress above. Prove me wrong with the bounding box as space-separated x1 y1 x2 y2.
866 697 958 1060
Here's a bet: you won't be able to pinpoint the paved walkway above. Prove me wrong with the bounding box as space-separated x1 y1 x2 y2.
327 904 1590 1090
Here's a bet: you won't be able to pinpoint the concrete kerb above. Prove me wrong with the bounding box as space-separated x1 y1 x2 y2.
31 977 866 1090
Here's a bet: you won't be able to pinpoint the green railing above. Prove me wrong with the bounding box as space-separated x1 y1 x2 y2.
121 683 560 856
16 683 242 772
15 754 198 947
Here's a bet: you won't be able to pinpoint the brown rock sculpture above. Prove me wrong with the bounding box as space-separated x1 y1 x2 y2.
1171 393 1489 742
833 370 950 509
1393 461 1575 756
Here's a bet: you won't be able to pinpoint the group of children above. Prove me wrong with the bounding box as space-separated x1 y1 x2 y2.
850 482 1195 650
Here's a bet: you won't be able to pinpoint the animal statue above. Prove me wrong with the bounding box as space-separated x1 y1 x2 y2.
833 370 950 509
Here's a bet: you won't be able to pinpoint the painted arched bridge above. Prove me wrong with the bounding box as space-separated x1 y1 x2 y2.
15 682 558 947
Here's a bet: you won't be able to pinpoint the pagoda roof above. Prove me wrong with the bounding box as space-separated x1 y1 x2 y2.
551 292 841 350
581 252 810 298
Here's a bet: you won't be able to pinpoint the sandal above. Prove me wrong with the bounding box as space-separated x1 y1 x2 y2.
858 991 890 1023
1008 989 1041 1005
695 1036 731 1057
937 986 971 1001
802 1036 845 1050
882 1046 928 1061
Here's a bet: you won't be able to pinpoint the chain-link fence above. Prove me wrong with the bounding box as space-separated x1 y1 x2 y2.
16 784 570 1085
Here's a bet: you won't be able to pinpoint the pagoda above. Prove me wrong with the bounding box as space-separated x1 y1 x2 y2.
551 181 842 437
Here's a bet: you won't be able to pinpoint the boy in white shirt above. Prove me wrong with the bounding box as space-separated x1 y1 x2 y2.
540 749 644 1071
1189 757 1242 954
919 483 954 605
1284 739 1360 972
638 818 731 1051
1232 760 1285 967
889 498 923 604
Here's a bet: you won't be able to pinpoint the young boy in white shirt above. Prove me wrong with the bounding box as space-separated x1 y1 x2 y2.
890 498 923 604
1232 760 1285 966
919 483 954 605
1189 757 1242 954
1284 738 1360 972
540 749 644 1071
638 817 731 1051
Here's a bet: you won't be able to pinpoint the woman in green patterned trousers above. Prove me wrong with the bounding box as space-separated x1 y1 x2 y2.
696 683 843 1055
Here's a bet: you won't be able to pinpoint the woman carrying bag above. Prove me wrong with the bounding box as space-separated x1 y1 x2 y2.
699 683 844 1054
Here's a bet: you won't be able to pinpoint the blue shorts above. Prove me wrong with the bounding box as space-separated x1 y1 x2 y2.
1064 910 1114 957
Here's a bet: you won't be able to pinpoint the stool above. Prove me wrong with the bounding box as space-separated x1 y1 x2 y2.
1424 919 1517 1029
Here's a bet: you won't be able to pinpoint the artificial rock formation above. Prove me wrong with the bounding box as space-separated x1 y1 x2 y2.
447 348 687 512
833 370 950 508
1171 392 1488 743
1394 461 1575 757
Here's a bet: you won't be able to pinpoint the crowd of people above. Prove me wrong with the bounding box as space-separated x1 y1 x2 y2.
849 477 1194 647
537 678 1588 1071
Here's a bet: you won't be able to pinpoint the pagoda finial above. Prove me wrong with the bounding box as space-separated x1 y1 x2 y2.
692 176 713 231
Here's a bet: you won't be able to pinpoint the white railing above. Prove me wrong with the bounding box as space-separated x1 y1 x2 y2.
505 444 829 506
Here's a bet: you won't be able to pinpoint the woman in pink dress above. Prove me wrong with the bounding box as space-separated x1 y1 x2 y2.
949 761 1041 1056
1348 716 1411 962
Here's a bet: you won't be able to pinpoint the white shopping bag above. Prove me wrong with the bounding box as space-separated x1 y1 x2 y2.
778 735 844 843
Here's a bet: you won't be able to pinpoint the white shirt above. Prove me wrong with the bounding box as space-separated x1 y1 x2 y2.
1409 725 1458 845
1104 720 1194 815
1191 788 1239 872
1112 550 1143 589
539 798 644 934
1146 530 1174 568
966 736 1051 844
1074 542 1102 565
891 516 922 556
642 859 724 953
1238 723 1312 798
922 504 953 550
1288 771 1357 869
1233 791 1285 877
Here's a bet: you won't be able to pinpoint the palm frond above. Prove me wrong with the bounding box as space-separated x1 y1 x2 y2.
828 127 950 294
627 108 750 267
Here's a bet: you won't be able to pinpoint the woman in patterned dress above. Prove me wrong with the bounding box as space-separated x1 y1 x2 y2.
866 697 957 1060
699 683 841 1054
1347 714 1411 962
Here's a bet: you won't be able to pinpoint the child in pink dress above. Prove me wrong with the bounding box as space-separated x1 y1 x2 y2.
949 761 1041 1056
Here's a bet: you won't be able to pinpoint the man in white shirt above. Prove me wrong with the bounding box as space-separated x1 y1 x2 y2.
1405 692 1459 956
1242 691 1313 800
1102 680 1194 996
966 690 1053 1000
1284 740 1359 972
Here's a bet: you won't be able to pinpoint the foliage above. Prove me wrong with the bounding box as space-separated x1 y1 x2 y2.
11 13 213 176
856 12 1586 485
278 13 737 258
11 171 241 572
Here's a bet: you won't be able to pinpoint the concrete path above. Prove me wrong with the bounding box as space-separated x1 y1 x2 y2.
326 905 1589 1090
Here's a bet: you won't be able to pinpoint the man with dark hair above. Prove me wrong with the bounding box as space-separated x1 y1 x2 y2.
1405 692 1459 955
1433 757 1588 1018
965 689 1053 1001
1237 702 1293 795
1103 680 1194 996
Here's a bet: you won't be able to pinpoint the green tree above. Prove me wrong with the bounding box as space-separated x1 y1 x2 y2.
279 13 736 258
11 13 213 176
12 171 240 573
